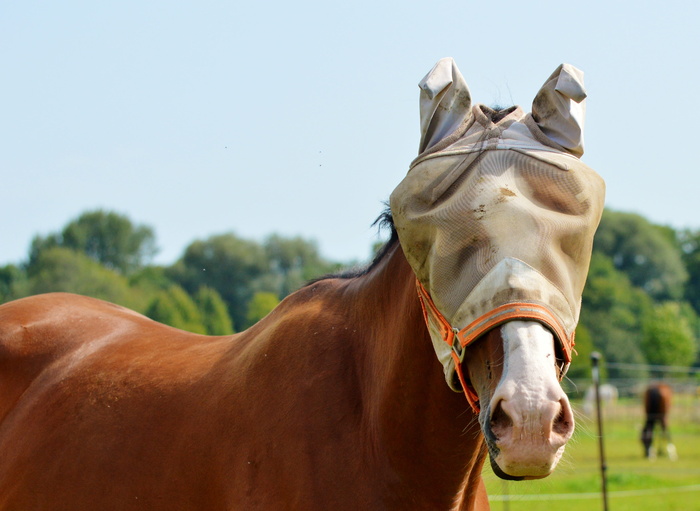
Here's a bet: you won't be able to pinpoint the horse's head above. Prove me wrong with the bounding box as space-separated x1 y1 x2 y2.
390 58 605 479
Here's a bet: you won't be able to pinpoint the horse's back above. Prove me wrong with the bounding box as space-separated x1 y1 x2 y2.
0 293 236 510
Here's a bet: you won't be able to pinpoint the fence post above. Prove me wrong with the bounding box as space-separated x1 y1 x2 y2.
591 351 609 511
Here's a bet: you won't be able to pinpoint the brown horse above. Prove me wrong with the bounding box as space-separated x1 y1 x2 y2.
641 383 676 460
0 59 605 510
0 231 569 510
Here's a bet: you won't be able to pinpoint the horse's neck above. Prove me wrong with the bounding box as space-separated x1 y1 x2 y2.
341 241 487 508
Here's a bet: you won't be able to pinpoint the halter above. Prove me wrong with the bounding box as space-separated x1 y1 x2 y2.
415 279 574 414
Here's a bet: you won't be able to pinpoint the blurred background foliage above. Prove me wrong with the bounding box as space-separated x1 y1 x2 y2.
1 208 699 379
0 209 342 334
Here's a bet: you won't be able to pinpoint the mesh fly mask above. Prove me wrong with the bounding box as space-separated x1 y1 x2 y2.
390 59 605 408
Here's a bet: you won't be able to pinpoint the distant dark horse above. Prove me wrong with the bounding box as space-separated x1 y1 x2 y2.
641 383 677 460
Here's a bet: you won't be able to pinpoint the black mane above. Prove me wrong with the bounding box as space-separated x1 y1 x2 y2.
307 208 398 284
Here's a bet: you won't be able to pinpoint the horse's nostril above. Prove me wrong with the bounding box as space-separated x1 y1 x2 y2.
552 398 574 436
490 400 513 439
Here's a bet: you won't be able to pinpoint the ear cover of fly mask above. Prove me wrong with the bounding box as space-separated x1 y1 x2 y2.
418 57 473 154
530 63 587 157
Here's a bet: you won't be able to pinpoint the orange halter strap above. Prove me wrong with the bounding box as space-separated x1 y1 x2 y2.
415 279 574 414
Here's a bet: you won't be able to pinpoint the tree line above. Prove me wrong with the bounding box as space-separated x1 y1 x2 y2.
0 210 343 335
576 210 700 379
1 208 698 379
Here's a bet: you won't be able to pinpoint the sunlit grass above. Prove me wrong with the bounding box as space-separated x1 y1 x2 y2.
483 397 700 511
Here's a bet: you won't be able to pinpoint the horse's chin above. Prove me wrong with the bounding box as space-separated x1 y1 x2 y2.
489 449 563 481
489 454 555 481
489 456 525 481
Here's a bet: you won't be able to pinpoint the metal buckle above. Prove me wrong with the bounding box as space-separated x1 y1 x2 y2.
451 328 465 363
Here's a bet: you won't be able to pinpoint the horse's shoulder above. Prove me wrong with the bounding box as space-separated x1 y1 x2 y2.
0 294 130 422
0 294 233 423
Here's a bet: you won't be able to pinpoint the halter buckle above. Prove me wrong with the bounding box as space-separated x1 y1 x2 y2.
451 328 465 363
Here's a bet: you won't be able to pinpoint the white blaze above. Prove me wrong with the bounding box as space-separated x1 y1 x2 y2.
488 321 574 478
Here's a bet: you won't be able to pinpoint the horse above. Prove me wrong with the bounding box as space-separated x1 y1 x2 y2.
0 58 605 510
641 383 677 460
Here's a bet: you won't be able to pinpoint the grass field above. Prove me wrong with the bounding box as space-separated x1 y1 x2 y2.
482 396 700 511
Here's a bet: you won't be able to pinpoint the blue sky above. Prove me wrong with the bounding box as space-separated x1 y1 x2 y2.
2 1 698 266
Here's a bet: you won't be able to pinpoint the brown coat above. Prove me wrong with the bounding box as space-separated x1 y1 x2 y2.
0 242 490 510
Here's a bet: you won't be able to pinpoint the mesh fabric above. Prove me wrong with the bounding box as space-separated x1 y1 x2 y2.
390 61 605 391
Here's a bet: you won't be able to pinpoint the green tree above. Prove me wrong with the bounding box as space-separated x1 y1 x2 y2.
168 233 268 331
195 286 234 335
580 252 653 377
0 264 27 304
145 285 206 334
126 266 178 313
262 234 337 297
678 228 700 315
25 247 134 307
129 266 175 292
641 301 697 370
593 210 687 300
29 210 157 275
246 292 280 326
566 323 596 380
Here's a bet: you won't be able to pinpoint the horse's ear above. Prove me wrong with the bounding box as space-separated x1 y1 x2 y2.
418 57 472 154
531 63 587 157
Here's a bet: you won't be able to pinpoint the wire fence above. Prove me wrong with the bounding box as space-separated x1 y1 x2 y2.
488 484 700 502
564 363 700 424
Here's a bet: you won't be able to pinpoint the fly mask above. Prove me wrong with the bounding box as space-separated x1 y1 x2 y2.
390 58 605 405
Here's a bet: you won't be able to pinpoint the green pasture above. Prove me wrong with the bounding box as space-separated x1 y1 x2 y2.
483 396 700 511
